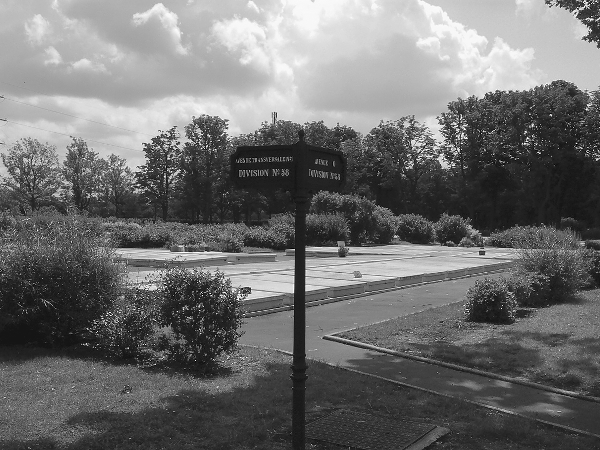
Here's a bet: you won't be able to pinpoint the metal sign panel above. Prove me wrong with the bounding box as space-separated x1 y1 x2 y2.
305 145 346 192
230 145 295 190
231 142 346 193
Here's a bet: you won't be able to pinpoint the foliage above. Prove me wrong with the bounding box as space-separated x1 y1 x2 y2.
488 225 581 249
545 0 600 47
372 205 399 244
514 228 591 303
396 214 435 244
310 191 395 245
559 217 583 232
306 213 349 246
464 278 517 324
62 137 103 211
87 287 159 358
179 115 230 224
506 270 551 307
434 213 470 244
338 245 349 257
99 154 135 217
135 126 181 221
1 137 62 212
157 268 246 365
0 215 124 345
458 237 475 247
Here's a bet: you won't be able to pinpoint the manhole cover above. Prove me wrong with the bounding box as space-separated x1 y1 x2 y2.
306 409 446 450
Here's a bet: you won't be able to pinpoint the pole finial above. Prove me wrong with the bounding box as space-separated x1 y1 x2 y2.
298 129 305 142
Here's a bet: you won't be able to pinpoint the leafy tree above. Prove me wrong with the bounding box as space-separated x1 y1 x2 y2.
1 138 62 212
545 1 600 47
99 154 135 217
181 115 229 223
135 126 181 221
256 120 302 145
360 117 439 214
62 137 102 211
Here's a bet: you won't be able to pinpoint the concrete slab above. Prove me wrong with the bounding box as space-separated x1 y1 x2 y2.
121 243 516 314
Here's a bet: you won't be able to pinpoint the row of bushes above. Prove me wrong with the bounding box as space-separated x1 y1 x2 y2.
0 218 246 366
465 227 595 324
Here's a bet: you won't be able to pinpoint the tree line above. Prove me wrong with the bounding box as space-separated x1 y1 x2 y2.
1 79 599 231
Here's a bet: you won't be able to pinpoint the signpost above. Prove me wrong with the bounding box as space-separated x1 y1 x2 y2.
231 130 346 449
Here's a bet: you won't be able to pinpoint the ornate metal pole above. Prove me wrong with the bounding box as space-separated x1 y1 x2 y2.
291 130 308 449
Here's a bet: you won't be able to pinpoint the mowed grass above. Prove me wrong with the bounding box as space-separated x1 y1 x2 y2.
340 288 600 397
1 346 599 450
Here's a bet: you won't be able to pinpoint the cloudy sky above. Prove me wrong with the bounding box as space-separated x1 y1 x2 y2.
1 0 598 169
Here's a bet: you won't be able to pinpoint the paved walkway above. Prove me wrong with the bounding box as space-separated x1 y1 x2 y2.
239 277 600 439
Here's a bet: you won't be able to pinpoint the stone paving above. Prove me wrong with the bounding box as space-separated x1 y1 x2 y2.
117 244 516 314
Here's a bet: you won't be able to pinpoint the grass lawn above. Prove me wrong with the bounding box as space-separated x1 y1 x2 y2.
1 345 599 449
340 288 600 397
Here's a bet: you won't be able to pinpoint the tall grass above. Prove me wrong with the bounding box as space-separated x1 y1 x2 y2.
512 227 590 304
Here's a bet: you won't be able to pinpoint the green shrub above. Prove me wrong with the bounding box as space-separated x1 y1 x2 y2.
488 225 581 249
515 228 590 304
306 214 349 246
88 287 159 359
157 268 246 366
396 214 435 244
560 217 583 232
103 221 145 247
0 215 124 346
506 271 550 307
310 192 395 245
458 237 474 247
445 240 456 247
465 225 484 246
434 213 470 244
371 206 398 244
464 278 517 324
266 214 295 249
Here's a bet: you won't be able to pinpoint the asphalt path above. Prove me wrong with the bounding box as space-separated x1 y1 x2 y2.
240 275 600 438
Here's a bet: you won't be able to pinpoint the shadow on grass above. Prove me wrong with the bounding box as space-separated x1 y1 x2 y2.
0 359 293 450
0 343 243 379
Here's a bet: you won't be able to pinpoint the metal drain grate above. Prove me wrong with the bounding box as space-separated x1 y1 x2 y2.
305 409 442 450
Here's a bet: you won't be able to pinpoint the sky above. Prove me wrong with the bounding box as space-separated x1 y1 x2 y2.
0 0 599 171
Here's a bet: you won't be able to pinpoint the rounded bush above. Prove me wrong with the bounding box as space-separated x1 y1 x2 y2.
396 214 434 244
464 278 517 324
434 213 470 245
158 268 246 366
0 215 124 346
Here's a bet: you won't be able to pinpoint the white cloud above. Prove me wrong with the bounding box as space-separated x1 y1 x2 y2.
247 1 260 14
131 3 187 55
44 46 63 65
212 17 270 73
71 58 108 73
24 14 52 46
